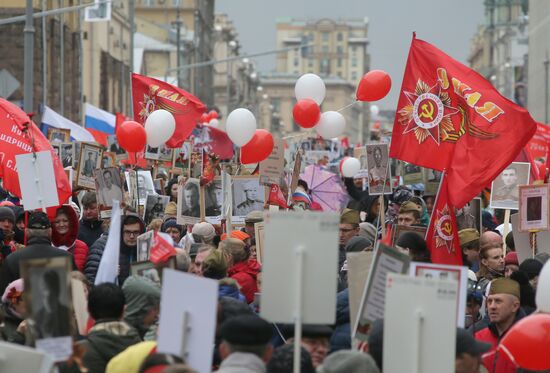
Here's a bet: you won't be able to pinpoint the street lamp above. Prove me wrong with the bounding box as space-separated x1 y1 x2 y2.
544 52 550 124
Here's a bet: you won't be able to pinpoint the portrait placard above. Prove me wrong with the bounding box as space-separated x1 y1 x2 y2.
125 170 156 206
47 128 70 143
289 151 302 196
21 256 73 361
424 168 442 196
158 145 174 163
254 222 265 264
189 151 203 179
177 179 201 225
365 143 392 195
101 152 116 168
519 184 550 232
260 138 285 186
76 142 103 189
144 194 170 225
203 178 223 224
490 162 531 210
136 230 154 262
95 167 124 218
455 197 482 233
392 225 427 247
59 142 74 168
304 150 330 167
107 134 127 160
232 176 265 225
402 162 423 185
145 144 161 160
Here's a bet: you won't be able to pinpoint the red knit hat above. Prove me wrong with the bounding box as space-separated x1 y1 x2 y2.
504 251 518 266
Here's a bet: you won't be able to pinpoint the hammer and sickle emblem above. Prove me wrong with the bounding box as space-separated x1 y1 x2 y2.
419 101 435 121
442 221 452 236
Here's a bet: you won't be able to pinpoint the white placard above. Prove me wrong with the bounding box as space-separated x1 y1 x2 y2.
512 213 550 263
157 270 218 373
71 278 89 336
0 341 54 373
260 211 339 324
384 273 457 373
16 151 60 210
409 262 467 327
347 251 374 329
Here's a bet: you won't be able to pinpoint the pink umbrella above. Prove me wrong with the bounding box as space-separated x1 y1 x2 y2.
299 165 349 212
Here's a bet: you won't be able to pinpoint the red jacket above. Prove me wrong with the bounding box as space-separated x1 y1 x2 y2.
475 324 518 373
51 205 90 272
228 259 261 304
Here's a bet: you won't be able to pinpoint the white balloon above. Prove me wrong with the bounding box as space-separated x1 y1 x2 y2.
209 118 219 128
145 109 176 147
370 105 380 116
226 108 257 146
341 157 361 178
536 260 550 312
316 111 346 139
295 73 326 105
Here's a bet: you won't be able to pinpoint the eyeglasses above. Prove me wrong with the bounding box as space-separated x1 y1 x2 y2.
123 230 141 237
339 228 356 233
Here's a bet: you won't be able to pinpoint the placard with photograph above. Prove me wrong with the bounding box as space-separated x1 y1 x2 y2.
158 145 174 163
171 142 191 176
107 134 128 160
125 170 156 206
254 222 265 264
131 261 161 286
392 225 428 247
490 162 531 210
189 151 203 179
21 256 73 361
232 176 265 225
47 128 70 143
289 151 302 195
101 152 116 168
95 167 124 218
144 194 170 225
259 138 285 186
76 142 103 189
145 144 161 160
136 230 154 262
177 178 201 225
519 184 550 232
59 142 74 168
304 150 330 167
51 143 60 161
203 178 223 224
424 168 442 196
455 197 482 233
402 162 423 185
365 143 392 195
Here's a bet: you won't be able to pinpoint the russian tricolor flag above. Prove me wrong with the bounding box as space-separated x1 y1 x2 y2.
84 103 116 147
41 105 96 142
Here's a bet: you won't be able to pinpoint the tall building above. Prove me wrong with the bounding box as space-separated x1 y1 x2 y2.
468 0 528 105
261 18 370 143
0 0 81 121
527 0 550 123
135 0 215 106
81 0 132 115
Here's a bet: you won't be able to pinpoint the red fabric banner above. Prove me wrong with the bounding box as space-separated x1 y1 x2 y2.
390 35 537 208
131 73 206 148
425 175 462 265
149 232 176 264
0 98 71 206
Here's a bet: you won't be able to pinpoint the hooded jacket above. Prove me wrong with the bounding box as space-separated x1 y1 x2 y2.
122 276 161 339
84 214 145 286
52 205 89 272
218 278 247 302
330 288 351 352
82 319 141 373
78 217 104 249
228 259 261 304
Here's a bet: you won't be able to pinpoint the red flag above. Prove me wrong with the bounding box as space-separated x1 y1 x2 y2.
194 124 234 160
390 35 537 207
268 184 288 209
0 98 71 205
149 232 176 264
131 73 206 148
425 175 462 265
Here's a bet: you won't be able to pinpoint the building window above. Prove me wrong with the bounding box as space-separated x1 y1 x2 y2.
337 46 343 54
308 59 313 67
352 46 357 53
337 32 343 42
322 45 329 54
337 58 342 67
351 72 357 81
142 0 154 5
320 59 330 75
351 57 357 67
294 56 299 67
322 32 330 42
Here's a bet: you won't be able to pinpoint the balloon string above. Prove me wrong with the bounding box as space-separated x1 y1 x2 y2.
337 101 357 112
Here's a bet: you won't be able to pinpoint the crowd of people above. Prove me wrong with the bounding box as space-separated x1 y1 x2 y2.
0 160 547 373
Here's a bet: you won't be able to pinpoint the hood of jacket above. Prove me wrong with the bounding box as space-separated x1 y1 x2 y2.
228 259 261 279
122 276 161 336
51 205 79 248
87 319 141 355
218 278 245 301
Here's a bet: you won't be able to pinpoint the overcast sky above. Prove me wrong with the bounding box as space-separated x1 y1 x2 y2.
216 0 485 110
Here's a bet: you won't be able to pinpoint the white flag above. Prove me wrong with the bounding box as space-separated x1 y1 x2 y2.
41 105 95 142
95 200 121 285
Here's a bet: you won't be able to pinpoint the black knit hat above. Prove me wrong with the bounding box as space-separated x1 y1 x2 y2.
220 315 272 346
28 211 51 229
0 206 15 224
519 259 543 280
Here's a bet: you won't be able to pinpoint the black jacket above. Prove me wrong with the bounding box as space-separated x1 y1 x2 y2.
0 236 74 294
77 219 103 248
84 215 144 286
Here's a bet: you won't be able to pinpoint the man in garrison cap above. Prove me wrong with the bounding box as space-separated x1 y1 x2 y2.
474 278 522 372
397 201 422 226
235 181 264 216
459 228 481 271
217 314 273 373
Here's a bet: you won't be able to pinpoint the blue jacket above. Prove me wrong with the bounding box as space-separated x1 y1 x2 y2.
330 288 351 352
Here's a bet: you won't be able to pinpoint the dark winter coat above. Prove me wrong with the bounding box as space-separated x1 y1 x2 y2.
0 303 25 344
0 236 74 294
78 218 104 248
52 205 89 272
81 319 141 373
218 278 246 302
84 215 145 286
330 288 351 352
228 259 261 304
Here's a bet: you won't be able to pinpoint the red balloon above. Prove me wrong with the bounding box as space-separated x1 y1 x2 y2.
498 313 550 371
200 113 209 124
208 110 219 120
116 121 147 153
293 99 321 128
240 129 274 164
356 70 392 102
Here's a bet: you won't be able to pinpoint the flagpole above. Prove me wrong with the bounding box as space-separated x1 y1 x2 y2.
424 169 446 240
